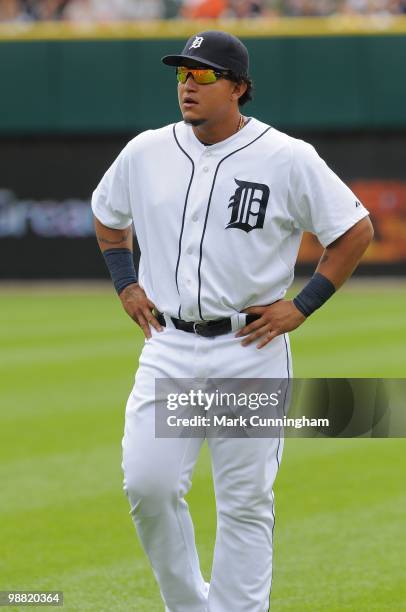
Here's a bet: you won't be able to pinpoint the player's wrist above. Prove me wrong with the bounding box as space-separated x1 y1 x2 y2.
293 272 336 317
290 300 307 321
119 282 140 298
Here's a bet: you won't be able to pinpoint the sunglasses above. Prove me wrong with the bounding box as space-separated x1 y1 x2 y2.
176 66 229 85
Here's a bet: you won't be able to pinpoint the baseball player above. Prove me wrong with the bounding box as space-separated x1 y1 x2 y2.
92 30 373 612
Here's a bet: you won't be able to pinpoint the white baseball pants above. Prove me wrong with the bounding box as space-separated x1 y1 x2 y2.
122 320 292 612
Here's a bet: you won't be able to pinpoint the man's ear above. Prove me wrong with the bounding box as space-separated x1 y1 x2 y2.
231 80 248 102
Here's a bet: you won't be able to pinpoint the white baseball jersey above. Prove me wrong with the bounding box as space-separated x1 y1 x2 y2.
92 117 369 321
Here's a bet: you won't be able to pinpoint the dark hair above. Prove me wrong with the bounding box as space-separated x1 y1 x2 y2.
227 73 254 107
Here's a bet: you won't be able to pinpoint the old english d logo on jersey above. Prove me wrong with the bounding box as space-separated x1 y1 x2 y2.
226 179 270 232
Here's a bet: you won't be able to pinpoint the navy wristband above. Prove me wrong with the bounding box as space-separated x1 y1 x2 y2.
102 248 138 295
293 272 336 317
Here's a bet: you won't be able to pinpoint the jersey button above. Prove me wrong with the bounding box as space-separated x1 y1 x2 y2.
203 166 209 173
187 247 193 254
192 214 199 222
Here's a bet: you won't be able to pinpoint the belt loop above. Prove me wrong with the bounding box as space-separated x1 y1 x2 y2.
230 313 247 332
164 314 175 329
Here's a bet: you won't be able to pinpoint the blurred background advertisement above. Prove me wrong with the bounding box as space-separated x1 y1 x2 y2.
1 3 406 279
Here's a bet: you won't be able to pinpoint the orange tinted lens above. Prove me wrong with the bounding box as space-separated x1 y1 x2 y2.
177 67 217 84
191 69 217 84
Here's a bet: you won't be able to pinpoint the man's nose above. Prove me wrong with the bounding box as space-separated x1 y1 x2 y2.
184 72 199 88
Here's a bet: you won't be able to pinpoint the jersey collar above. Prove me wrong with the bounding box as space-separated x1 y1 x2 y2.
175 117 270 161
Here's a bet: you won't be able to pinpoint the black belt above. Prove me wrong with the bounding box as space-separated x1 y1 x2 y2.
156 312 260 338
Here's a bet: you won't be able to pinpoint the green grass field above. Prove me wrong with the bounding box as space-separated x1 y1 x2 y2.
1 281 405 611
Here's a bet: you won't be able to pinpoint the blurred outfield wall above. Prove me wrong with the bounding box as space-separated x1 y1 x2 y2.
0 18 405 279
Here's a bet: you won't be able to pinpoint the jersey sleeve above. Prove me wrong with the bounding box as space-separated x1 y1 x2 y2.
287 139 369 247
91 144 133 230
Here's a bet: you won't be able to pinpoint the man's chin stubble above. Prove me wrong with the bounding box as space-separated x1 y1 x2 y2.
184 117 207 127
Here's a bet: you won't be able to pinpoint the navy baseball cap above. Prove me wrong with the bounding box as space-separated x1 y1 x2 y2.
162 30 249 77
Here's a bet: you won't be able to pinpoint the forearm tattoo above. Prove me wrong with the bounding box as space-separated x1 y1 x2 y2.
97 229 130 245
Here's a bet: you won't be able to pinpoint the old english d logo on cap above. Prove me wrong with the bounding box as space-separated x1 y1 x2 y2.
190 36 204 49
